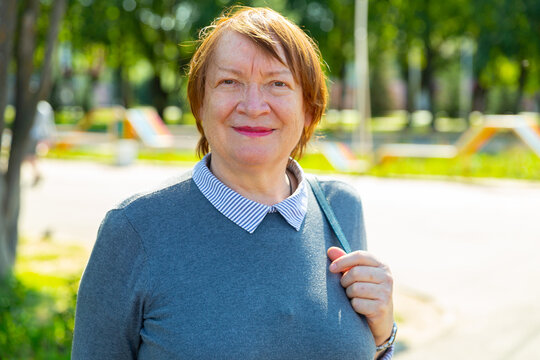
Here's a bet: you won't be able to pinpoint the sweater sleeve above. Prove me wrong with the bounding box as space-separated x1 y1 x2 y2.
72 209 149 359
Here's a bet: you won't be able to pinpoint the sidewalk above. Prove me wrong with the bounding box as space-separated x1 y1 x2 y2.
20 159 540 359
338 174 540 359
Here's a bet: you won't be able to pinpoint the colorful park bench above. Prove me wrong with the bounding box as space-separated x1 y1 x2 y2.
376 114 540 163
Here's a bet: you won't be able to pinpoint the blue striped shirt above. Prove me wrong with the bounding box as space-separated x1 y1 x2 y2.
192 153 394 360
192 154 308 233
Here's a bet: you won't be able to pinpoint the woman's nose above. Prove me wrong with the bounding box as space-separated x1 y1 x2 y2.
236 84 270 117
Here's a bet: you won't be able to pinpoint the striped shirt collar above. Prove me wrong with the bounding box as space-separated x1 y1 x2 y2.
192 154 308 234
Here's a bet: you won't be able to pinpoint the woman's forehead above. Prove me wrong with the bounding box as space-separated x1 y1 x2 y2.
211 31 290 71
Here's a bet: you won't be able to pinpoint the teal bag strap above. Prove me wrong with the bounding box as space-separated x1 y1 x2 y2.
306 175 352 254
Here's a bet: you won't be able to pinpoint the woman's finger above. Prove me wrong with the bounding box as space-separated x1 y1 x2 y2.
345 281 384 300
326 246 346 262
349 297 389 319
326 247 356 273
340 265 388 288
329 250 380 273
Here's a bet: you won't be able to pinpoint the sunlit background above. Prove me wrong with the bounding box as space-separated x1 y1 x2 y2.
1 0 539 358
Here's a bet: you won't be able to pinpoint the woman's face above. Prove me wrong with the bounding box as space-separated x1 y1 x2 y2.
199 31 311 170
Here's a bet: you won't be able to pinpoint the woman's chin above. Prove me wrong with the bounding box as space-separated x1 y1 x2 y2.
230 149 287 168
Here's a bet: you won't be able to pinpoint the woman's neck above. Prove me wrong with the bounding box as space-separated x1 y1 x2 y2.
208 154 294 205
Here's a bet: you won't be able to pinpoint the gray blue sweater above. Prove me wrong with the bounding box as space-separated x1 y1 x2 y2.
72 172 376 359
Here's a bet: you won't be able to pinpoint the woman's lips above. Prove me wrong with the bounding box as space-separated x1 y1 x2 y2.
233 126 274 137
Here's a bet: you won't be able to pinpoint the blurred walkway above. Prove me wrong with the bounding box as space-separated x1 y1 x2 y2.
20 159 540 359
340 175 540 359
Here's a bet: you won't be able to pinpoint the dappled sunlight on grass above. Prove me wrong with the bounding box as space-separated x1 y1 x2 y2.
45 146 338 171
16 240 90 277
370 148 540 180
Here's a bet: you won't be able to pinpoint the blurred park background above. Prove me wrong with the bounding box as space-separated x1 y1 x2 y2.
1 0 540 358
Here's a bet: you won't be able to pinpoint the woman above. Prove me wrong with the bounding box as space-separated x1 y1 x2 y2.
72 7 395 359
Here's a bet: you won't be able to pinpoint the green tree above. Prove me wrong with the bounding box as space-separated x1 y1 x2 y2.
382 0 471 126
0 0 67 277
64 0 226 114
292 0 355 109
469 0 538 113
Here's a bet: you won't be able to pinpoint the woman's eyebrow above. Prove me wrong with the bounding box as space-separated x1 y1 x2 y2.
216 66 292 77
264 69 293 77
216 66 242 75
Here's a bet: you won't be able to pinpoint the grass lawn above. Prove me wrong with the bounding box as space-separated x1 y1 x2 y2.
45 145 540 181
371 147 540 180
46 147 337 171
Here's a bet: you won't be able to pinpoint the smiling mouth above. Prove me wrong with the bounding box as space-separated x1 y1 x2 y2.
233 126 275 137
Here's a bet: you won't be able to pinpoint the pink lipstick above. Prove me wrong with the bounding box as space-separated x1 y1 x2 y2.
233 126 274 137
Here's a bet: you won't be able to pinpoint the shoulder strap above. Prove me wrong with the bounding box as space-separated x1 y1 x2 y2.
306 175 352 253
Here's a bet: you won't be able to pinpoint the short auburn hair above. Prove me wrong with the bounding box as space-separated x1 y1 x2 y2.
187 6 328 159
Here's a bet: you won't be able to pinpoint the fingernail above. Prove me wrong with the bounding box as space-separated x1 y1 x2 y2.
329 263 337 271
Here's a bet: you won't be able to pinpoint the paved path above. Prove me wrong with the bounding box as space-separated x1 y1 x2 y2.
20 159 540 359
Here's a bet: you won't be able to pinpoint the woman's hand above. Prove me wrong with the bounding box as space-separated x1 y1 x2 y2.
327 247 394 348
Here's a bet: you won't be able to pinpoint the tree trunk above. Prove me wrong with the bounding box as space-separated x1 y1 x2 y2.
3 0 41 279
338 63 347 111
514 60 529 114
0 0 17 151
420 20 436 130
82 75 99 113
0 0 18 278
422 45 436 130
115 65 134 108
472 80 487 114
151 75 168 117
1 0 67 278
398 56 413 129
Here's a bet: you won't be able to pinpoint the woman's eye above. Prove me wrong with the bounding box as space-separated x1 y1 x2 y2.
221 79 235 85
273 81 287 87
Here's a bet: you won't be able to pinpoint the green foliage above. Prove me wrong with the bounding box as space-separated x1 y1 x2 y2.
55 107 85 125
53 0 540 117
0 275 77 359
63 0 228 110
0 239 88 359
181 111 197 125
